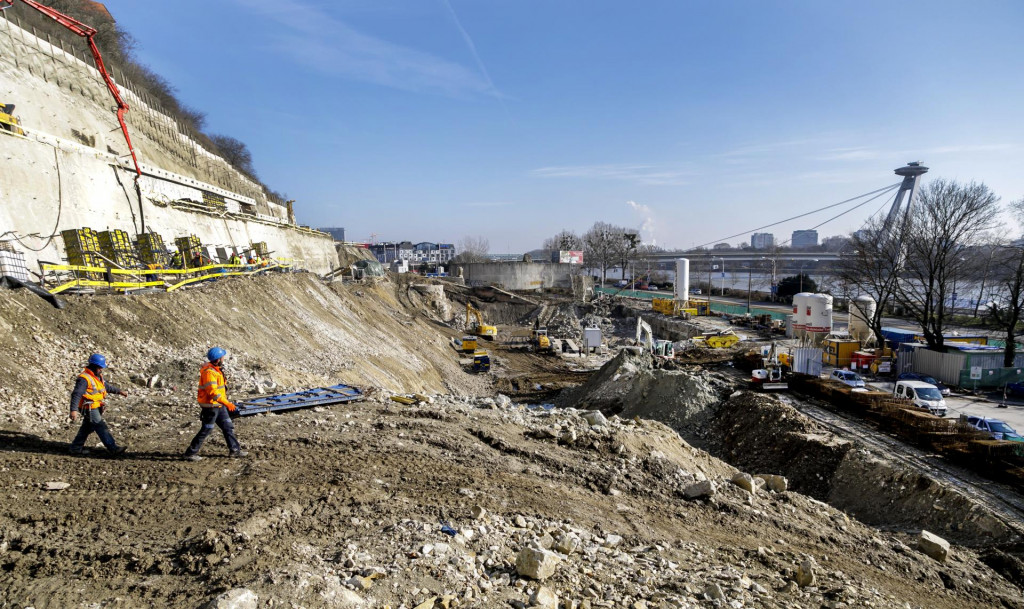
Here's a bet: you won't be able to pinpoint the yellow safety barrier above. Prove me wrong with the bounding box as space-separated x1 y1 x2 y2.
41 262 291 294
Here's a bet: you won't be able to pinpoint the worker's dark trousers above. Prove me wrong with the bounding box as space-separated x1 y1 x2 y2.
70 408 118 452
184 407 240 455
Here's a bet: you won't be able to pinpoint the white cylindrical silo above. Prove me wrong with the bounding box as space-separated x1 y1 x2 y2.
850 295 877 344
674 258 690 303
806 293 834 336
785 314 795 338
792 292 811 337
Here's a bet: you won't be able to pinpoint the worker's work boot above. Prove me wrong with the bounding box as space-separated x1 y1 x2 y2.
229 450 248 458
108 446 128 457
184 454 202 462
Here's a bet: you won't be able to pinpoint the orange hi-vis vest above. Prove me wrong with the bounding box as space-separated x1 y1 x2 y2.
78 369 107 410
197 362 233 409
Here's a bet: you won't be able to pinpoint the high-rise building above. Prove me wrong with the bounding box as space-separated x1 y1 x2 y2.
751 233 774 249
791 229 818 249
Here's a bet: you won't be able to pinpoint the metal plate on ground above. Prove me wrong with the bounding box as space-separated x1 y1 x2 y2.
235 383 363 416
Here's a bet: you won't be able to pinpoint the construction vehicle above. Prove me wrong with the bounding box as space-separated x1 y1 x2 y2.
531 327 552 353
460 335 479 353
0 103 24 135
635 317 675 358
471 350 491 373
690 329 740 349
652 297 701 317
750 342 788 391
466 302 497 340
2 1 141 179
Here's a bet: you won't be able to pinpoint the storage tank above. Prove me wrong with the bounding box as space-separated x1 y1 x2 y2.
805 293 834 345
792 292 811 337
849 295 877 345
673 258 690 303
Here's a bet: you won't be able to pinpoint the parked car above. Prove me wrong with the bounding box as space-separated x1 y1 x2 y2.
830 369 866 388
647 284 659 291
963 416 1024 442
897 372 951 396
689 288 702 295
1006 381 1024 398
894 380 947 417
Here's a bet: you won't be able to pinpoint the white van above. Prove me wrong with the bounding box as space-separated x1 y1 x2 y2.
894 380 947 417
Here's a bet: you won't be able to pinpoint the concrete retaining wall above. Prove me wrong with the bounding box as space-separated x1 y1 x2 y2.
457 262 579 290
0 14 338 274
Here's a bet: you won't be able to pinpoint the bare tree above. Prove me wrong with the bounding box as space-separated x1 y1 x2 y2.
986 201 1024 366
898 179 1000 349
583 222 627 287
543 230 583 251
835 215 909 347
210 135 257 178
454 236 490 263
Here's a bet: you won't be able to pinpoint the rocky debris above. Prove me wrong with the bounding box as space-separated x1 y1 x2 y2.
516 547 561 580
757 474 788 493
530 585 559 608
206 588 257 609
42 481 70 491
795 558 816 587
683 479 716 499
582 411 608 427
919 530 951 563
731 472 757 494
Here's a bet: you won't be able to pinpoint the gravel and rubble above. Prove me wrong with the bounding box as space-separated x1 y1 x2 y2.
1 276 1023 607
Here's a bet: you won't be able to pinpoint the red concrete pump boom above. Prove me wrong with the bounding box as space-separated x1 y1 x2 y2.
2 0 142 179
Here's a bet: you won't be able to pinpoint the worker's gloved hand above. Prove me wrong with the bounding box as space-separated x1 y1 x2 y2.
119 390 130 397
228 404 240 419
70 410 79 422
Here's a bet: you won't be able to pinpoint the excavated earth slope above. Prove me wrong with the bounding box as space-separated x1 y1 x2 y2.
0 277 1022 608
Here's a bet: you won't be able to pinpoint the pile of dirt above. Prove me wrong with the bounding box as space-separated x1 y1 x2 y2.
0 272 488 434
563 354 1020 551
558 349 731 443
1 395 1020 608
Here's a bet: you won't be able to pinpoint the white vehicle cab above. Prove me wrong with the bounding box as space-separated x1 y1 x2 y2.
894 380 947 417
830 369 866 388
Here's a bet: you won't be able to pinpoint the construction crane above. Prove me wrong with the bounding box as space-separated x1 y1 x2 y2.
466 302 497 340
2 0 142 183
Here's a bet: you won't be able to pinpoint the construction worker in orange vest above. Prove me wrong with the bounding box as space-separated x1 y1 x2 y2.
183 347 247 461
69 353 128 456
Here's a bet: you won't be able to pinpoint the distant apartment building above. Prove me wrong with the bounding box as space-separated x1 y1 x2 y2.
751 232 774 249
791 229 819 249
712 242 731 250
368 241 455 265
319 227 346 242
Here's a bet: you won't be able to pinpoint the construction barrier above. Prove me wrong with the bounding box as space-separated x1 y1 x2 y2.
40 261 291 295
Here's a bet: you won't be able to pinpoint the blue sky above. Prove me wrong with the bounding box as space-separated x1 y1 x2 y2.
102 0 1024 252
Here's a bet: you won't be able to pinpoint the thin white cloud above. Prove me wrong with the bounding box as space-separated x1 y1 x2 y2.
464 201 513 208
816 143 1016 162
627 200 656 245
231 0 491 97
531 164 692 186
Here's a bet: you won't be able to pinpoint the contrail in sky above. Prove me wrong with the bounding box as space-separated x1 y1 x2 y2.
440 0 508 113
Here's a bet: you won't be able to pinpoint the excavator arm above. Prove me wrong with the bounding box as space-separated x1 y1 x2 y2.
2 0 141 178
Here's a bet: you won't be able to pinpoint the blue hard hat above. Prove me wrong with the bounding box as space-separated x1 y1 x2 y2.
88 353 107 368
207 347 227 362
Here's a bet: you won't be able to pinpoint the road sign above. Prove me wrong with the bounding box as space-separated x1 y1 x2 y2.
970 366 983 380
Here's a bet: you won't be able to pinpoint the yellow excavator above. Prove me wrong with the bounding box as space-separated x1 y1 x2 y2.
532 327 552 353
690 329 740 349
466 302 497 340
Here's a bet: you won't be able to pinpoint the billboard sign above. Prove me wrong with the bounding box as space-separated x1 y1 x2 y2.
559 250 584 264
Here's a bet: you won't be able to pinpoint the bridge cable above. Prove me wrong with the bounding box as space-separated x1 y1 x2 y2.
692 183 900 250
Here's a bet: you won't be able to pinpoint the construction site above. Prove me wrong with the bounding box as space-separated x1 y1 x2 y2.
3 2 1024 609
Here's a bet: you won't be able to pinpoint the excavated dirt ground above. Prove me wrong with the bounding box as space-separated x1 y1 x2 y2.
1 276 1023 608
